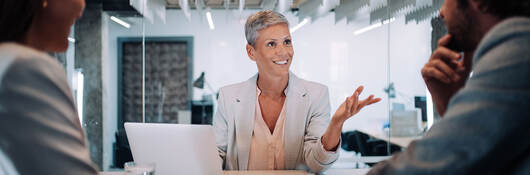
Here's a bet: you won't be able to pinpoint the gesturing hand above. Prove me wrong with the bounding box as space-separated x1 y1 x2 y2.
333 86 382 123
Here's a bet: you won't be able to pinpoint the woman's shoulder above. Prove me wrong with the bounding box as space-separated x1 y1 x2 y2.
218 79 253 95
0 43 54 62
0 43 69 99
292 75 328 94
0 43 64 79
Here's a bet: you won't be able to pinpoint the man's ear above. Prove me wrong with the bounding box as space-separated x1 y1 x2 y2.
246 44 256 61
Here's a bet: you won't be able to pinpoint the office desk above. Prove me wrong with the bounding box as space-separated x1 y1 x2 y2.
322 168 370 175
352 117 421 148
223 170 312 175
100 169 370 175
99 170 310 175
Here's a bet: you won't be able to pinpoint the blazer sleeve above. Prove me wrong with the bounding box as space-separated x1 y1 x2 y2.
303 86 340 173
0 56 98 175
213 87 229 167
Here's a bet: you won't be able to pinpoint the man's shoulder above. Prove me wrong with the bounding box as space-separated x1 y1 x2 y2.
448 18 530 115
470 17 530 83
474 17 530 65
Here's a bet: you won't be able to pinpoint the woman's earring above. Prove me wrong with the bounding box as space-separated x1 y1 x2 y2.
43 0 48 8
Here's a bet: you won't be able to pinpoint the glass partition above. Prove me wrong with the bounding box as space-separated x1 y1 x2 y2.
65 0 444 171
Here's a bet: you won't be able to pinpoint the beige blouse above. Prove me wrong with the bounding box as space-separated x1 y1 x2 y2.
247 88 287 170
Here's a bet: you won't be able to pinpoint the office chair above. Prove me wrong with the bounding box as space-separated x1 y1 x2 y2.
113 129 133 168
341 131 401 166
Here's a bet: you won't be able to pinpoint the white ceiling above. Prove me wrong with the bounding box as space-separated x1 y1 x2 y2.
165 0 442 24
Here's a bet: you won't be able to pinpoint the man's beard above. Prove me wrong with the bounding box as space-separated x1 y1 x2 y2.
446 6 480 52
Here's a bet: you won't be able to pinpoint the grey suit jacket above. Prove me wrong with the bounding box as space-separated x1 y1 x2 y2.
0 43 98 175
213 72 339 173
368 17 530 175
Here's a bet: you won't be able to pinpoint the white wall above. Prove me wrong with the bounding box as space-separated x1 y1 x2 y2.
102 9 431 168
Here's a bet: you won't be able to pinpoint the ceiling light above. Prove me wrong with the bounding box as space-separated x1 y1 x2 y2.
206 11 215 30
353 17 395 36
290 18 310 33
110 16 131 29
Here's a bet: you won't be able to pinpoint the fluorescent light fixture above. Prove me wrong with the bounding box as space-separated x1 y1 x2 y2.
353 17 396 36
206 11 215 30
290 18 310 33
383 17 396 25
110 16 131 29
75 70 84 124
68 37 75 43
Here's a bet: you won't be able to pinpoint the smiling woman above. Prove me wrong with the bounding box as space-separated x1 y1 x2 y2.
247 22 293 80
213 10 381 173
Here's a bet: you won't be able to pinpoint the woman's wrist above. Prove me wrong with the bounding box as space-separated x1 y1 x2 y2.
331 114 346 126
322 117 345 151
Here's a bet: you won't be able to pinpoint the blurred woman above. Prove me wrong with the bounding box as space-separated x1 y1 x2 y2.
213 10 381 173
0 0 97 174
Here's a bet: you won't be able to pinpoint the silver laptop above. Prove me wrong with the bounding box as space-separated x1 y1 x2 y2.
124 122 222 175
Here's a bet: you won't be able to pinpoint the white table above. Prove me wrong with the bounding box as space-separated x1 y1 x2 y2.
223 170 312 175
323 169 370 175
100 169 370 175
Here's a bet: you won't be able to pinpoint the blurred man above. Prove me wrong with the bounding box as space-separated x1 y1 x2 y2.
368 0 530 174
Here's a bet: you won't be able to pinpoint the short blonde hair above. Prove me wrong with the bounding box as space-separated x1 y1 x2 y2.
245 10 289 46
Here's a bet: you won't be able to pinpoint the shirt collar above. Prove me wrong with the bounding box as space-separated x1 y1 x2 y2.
256 83 290 96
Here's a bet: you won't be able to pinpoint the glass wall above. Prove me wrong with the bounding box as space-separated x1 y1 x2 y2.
65 0 444 171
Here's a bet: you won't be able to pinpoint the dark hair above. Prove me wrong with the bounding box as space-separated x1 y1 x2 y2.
0 0 41 43
460 0 530 19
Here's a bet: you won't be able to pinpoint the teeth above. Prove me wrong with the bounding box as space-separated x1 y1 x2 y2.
274 60 288 65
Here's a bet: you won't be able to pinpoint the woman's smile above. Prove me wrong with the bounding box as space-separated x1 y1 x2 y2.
273 60 288 65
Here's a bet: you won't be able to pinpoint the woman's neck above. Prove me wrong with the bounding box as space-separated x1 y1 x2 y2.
21 31 46 52
257 72 288 98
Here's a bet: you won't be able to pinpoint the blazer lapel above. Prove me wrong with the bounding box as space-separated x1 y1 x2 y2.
284 72 310 169
235 74 257 170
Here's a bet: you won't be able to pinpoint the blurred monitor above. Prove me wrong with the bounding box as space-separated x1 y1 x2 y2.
414 96 427 122
392 102 405 111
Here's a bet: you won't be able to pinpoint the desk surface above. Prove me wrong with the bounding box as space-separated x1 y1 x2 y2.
354 117 421 147
223 170 312 175
100 169 370 175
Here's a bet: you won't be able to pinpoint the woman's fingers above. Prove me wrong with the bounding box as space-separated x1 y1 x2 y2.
355 95 382 114
368 98 382 105
345 97 352 114
356 95 373 112
343 86 382 118
351 91 359 113
354 86 364 95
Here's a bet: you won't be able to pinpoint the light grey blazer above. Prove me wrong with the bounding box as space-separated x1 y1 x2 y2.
367 17 530 175
0 43 97 175
213 72 339 173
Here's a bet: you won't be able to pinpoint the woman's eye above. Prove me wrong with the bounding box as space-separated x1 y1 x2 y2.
267 42 276 47
284 39 291 45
